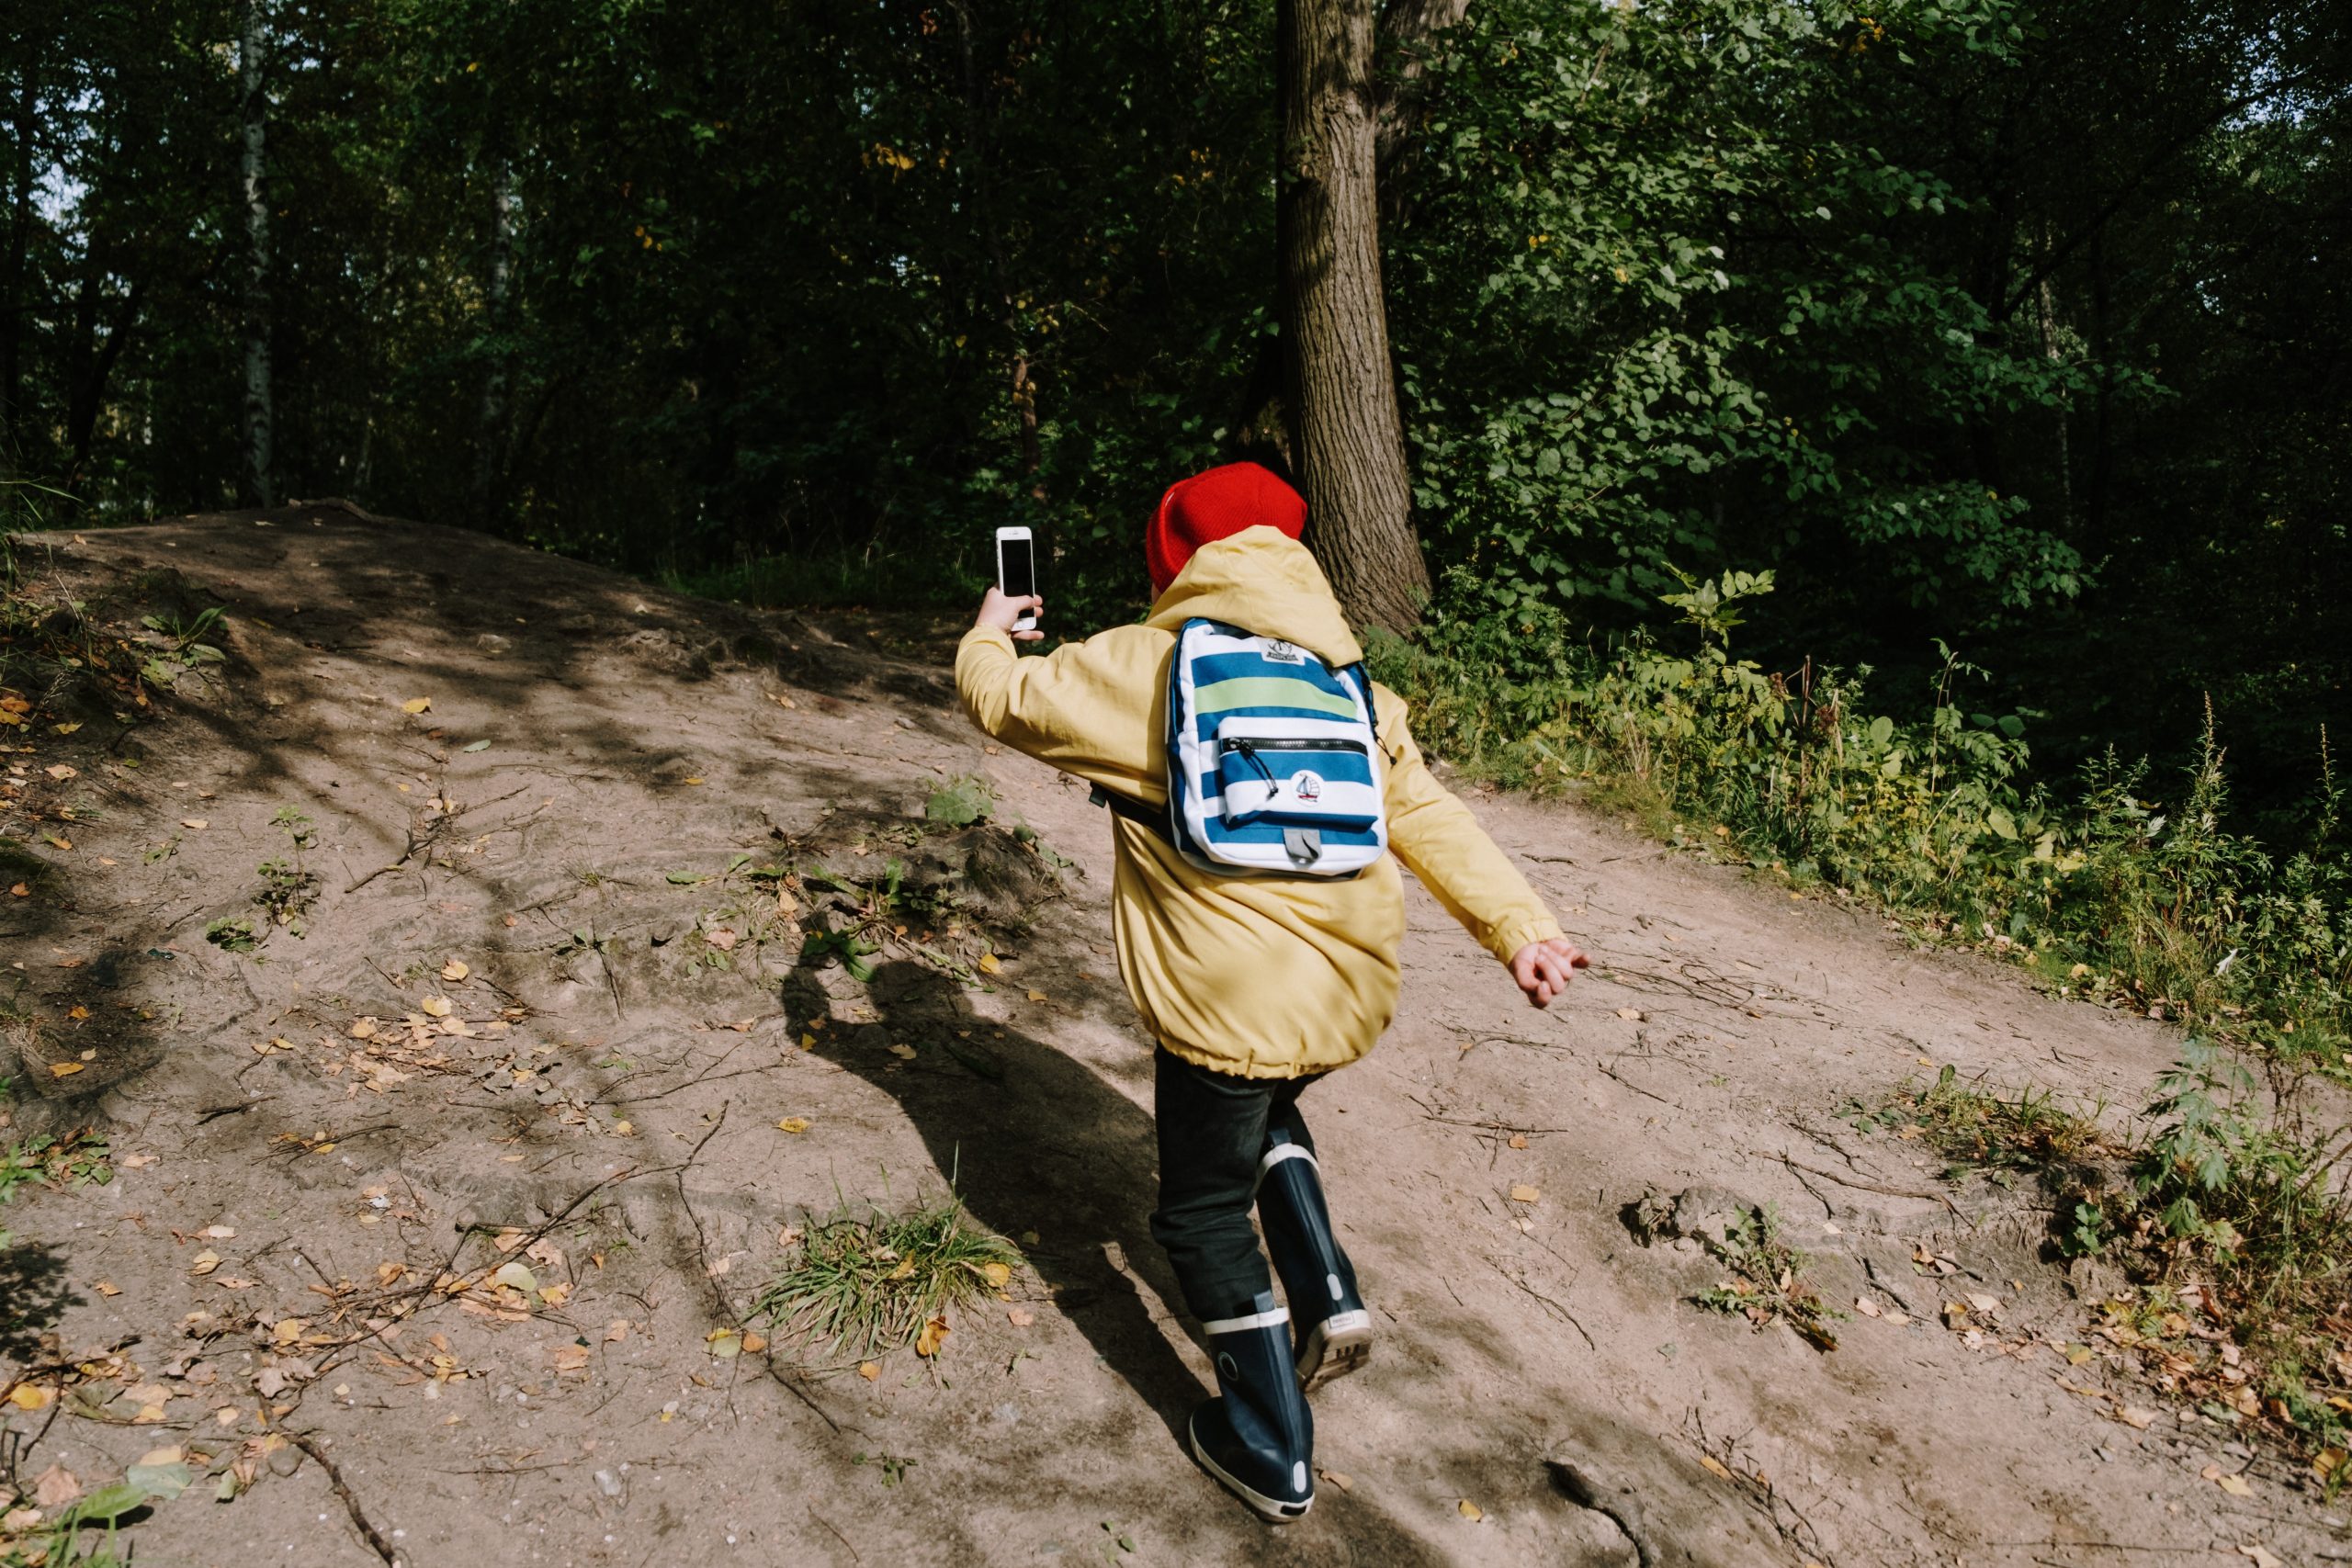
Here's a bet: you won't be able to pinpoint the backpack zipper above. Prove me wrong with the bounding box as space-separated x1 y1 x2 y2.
1223 738 1369 756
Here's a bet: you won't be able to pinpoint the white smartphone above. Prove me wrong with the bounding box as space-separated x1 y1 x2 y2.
995 525 1037 632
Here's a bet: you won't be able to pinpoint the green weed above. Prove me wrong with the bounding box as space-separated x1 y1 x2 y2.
0 1130 113 1208
2060 1039 2352 1467
204 918 258 953
752 1192 1019 1365
849 1450 919 1488
924 773 997 829
1691 1203 1843 1352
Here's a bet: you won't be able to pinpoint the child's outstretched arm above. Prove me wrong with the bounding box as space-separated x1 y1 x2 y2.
1374 688 1589 1009
955 588 1166 798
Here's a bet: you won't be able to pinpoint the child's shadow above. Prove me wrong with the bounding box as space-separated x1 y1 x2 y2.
785 958 1204 1437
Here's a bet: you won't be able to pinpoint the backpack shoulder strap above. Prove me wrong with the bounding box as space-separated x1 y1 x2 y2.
1089 782 1175 843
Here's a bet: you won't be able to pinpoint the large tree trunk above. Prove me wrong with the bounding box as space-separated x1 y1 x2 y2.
469 153 516 520
1278 0 1428 633
238 0 274 508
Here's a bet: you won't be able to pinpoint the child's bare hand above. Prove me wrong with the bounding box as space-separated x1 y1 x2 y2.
976 587 1045 642
1509 936 1589 1008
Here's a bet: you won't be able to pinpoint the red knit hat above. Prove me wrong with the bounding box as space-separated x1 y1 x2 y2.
1146 462 1308 593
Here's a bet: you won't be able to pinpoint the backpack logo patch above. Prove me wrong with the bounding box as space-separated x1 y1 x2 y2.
1291 772 1324 803
1261 639 1306 664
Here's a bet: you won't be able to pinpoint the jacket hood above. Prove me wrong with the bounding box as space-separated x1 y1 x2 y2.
1144 526 1363 667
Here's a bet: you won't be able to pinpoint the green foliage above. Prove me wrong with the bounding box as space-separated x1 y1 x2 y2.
0 1130 113 1209
923 773 997 829
204 917 258 953
1394 0 2103 630
2055 1039 2352 1461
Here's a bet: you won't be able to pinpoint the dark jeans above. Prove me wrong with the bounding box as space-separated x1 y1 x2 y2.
1149 1046 1327 1323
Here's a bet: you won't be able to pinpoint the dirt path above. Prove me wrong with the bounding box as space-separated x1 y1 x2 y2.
0 509 2341 1566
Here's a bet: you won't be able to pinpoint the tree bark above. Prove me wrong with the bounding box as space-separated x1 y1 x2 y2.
1374 0 1472 163
1279 0 1429 633
62 253 140 488
3 55 37 480
238 0 274 508
469 153 517 520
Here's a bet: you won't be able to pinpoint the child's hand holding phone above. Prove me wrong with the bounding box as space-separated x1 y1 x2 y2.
976 586 1046 642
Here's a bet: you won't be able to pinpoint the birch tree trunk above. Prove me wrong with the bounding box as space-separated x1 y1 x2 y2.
469 154 516 519
238 0 274 508
1278 0 1429 633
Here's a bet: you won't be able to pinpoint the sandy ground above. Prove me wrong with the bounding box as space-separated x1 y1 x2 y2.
0 507 2345 1567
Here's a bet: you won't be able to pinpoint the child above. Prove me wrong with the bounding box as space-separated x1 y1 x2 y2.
956 462 1587 1522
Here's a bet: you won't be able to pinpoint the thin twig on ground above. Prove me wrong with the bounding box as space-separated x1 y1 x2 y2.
289 1429 401 1566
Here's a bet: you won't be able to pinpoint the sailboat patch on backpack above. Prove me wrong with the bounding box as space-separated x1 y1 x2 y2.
1164 618 1388 876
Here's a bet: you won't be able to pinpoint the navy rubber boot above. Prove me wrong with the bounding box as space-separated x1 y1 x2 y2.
1256 1131 1373 1392
1189 1292 1316 1522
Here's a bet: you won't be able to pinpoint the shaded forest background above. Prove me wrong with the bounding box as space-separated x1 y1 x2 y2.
5 0 2348 831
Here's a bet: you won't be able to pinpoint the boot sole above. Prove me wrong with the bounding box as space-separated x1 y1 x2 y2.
1189 1411 1314 1523
1296 1311 1374 1393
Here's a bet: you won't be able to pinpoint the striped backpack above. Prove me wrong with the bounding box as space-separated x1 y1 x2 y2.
1095 618 1388 876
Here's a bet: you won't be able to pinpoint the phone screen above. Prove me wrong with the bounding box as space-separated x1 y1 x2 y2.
1000 536 1035 598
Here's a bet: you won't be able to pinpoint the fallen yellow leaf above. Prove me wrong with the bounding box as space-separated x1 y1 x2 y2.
915 1314 950 1358
188 1249 221 1276
857 1361 881 1381
419 996 453 1018
777 1117 810 1134
979 1261 1012 1290
1699 1454 1735 1481
2216 1472 2254 1496
441 959 469 981
977 953 1001 974
1457 1499 1484 1521
49 1061 85 1077
401 697 432 714
180 818 209 830
1509 1184 1540 1203
6 1385 52 1411
1026 989 1047 1003
1615 1007 1643 1021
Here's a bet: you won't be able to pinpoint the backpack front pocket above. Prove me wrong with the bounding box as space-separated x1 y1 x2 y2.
1214 719 1380 831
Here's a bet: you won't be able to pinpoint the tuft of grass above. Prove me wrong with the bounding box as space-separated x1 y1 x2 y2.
1691 1203 1844 1352
752 1193 1019 1365
1841 1064 2113 1180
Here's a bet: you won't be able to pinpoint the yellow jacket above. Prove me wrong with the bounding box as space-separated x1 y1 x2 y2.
956 526 1564 1078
